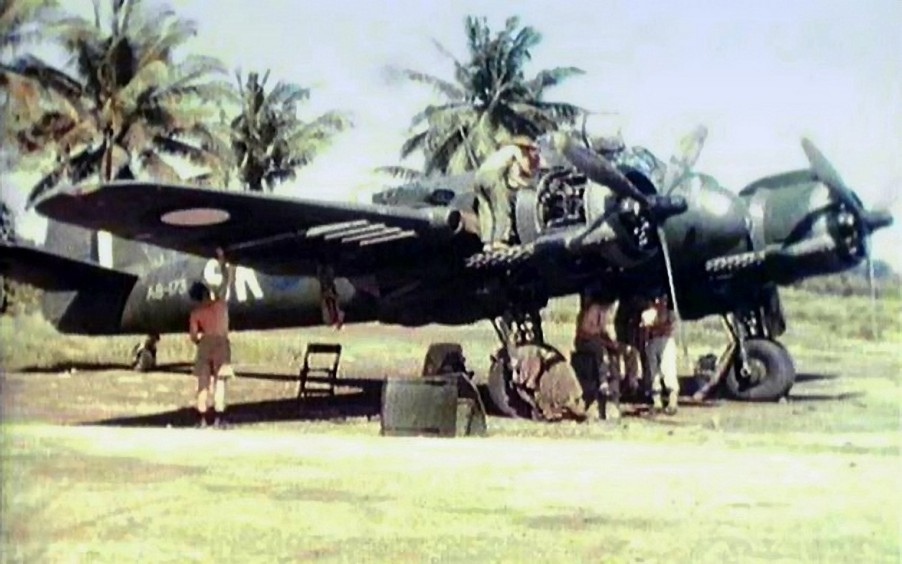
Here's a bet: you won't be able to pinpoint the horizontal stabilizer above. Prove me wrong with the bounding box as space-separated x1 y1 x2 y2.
0 242 137 291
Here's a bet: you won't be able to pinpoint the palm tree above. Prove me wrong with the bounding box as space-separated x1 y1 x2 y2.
227 70 352 192
1 0 64 155
392 16 585 176
1 0 231 206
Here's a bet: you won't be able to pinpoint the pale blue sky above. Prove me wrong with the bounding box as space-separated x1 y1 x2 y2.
3 0 900 266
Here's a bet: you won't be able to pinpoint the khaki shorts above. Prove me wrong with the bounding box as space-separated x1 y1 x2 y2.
194 336 233 390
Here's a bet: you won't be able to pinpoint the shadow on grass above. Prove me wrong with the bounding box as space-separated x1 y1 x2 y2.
19 361 133 373
17 361 194 374
795 372 841 383
86 374 385 427
786 391 865 402
80 369 520 427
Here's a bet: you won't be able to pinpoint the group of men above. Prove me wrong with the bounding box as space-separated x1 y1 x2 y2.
574 291 679 420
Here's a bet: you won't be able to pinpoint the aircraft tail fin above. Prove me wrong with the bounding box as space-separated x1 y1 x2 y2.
44 219 175 276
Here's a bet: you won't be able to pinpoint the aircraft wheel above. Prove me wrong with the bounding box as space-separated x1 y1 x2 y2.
724 338 795 401
487 354 531 418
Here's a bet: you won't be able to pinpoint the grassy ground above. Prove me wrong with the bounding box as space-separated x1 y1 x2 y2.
0 288 900 562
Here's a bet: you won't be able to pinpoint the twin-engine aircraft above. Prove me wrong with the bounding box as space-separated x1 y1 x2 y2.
1 130 892 417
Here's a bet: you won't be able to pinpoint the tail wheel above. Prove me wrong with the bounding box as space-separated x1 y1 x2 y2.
725 338 795 401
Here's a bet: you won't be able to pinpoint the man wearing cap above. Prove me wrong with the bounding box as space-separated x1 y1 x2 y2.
188 247 237 428
474 135 540 250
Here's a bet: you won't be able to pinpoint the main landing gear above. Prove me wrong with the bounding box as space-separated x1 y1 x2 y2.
485 309 576 419
694 305 796 402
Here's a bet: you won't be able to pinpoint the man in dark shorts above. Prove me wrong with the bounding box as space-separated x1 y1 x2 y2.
188 248 236 428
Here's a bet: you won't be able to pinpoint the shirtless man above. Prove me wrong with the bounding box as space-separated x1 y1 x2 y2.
188 248 236 428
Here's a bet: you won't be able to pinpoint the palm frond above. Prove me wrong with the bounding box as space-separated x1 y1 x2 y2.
408 101 468 128
152 135 215 167
285 110 351 146
528 66 584 93
527 100 585 123
26 143 103 205
425 126 466 175
400 129 428 159
0 0 62 50
138 150 183 183
262 81 310 109
396 68 465 100
2 55 83 99
373 165 424 182
135 16 196 67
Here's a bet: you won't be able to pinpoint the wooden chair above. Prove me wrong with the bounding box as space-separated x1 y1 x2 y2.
297 343 342 399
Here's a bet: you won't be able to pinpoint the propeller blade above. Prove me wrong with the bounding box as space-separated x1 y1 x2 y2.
676 124 708 171
867 252 878 340
560 137 649 204
800 138 863 215
662 125 708 194
862 209 894 232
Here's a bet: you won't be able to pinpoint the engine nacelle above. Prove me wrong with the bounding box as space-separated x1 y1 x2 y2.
740 170 870 283
514 167 659 268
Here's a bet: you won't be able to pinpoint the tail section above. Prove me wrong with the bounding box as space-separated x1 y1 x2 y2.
1 223 139 334
44 220 176 276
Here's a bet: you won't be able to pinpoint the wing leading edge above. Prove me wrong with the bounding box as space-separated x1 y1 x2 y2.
35 181 479 275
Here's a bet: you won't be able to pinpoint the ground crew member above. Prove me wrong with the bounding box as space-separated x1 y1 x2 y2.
640 293 679 415
317 263 344 329
474 135 540 250
188 247 236 428
573 292 622 420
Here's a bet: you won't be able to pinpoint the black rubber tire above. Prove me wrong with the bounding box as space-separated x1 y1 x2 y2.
724 338 795 401
487 359 518 417
486 351 535 419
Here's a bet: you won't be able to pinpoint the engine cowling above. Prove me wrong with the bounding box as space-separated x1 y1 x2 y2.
514 167 660 268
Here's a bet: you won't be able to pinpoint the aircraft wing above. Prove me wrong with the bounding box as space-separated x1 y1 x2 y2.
34 181 478 275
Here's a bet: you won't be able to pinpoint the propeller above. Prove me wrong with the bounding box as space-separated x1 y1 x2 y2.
661 125 709 194
800 138 895 338
557 132 690 353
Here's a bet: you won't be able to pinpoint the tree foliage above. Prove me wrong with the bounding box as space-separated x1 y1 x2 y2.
393 16 585 175
227 70 352 192
1 0 231 206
